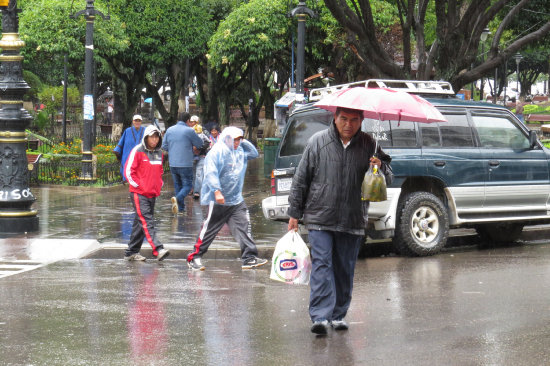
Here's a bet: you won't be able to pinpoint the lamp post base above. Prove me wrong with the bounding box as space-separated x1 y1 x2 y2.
0 215 38 234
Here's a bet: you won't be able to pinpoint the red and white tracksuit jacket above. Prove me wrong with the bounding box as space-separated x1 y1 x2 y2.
124 144 164 198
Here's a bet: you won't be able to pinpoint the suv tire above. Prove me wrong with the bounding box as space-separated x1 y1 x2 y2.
476 223 524 246
393 191 449 256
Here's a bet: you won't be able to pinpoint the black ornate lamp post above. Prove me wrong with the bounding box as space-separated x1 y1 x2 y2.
0 0 38 233
290 1 315 102
72 0 109 183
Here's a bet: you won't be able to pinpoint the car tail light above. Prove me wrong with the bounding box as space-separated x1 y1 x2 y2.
271 170 276 195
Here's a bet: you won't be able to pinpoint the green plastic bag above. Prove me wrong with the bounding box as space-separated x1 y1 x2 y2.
362 165 387 202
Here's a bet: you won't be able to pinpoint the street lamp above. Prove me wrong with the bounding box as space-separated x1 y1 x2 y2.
514 52 523 101
290 1 316 102
0 0 39 233
480 27 490 101
72 0 109 183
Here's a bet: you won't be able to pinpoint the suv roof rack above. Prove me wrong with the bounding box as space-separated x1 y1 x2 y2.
308 79 455 101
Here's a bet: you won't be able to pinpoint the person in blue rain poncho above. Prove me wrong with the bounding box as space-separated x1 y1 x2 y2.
186 126 268 271
113 115 145 181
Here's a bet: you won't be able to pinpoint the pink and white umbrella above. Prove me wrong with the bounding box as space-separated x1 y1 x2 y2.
314 87 447 123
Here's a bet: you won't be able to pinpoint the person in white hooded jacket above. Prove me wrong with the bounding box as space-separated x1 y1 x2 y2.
186 126 268 270
123 125 170 262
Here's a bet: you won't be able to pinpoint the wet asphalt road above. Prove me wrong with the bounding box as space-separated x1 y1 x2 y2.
3 158 550 364
3 243 550 365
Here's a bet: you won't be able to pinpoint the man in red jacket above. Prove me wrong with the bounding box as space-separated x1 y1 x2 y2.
124 125 170 261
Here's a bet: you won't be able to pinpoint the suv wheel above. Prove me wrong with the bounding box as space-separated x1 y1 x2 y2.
393 192 449 256
476 223 524 246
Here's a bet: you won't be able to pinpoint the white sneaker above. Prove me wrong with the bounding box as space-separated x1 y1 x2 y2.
331 319 349 331
311 320 329 335
188 257 205 270
156 248 170 261
124 253 146 261
242 257 268 269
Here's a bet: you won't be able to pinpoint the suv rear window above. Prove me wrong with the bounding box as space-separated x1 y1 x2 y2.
279 112 332 156
420 112 475 148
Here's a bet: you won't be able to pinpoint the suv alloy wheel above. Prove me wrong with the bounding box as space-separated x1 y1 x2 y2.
393 191 450 256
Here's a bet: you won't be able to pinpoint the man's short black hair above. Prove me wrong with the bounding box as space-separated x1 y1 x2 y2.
178 112 191 123
335 107 364 120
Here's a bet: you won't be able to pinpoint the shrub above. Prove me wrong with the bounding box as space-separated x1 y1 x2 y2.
523 104 540 114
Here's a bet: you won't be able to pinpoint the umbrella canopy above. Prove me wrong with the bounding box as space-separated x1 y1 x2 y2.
314 87 446 123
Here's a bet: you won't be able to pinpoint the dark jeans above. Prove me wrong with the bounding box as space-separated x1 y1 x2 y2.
170 166 193 212
308 230 363 322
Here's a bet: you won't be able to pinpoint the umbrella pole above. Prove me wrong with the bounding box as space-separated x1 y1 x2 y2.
373 118 381 157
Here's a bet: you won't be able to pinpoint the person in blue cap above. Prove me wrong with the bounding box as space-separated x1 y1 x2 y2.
113 115 145 181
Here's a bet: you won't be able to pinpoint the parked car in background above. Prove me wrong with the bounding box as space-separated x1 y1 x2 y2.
262 79 547 256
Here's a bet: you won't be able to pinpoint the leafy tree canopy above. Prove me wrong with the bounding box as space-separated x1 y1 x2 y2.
19 0 127 87
208 0 290 70
108 0 213 67
20 0 127 61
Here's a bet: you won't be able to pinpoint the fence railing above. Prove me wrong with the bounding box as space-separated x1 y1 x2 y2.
34 156 171 186
36 156 120 186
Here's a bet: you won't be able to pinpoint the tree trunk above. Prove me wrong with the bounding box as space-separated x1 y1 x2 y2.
218 95 230 126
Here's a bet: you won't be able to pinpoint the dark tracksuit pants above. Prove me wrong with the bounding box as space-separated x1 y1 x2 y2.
308 230 363 322
125 193 164 257
187 201 258 263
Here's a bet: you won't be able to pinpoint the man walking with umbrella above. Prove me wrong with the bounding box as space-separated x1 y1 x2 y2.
287 106 392 335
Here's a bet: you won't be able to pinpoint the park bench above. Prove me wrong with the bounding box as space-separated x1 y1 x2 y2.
27 153 42 185
532 96 548 103
526 114 550 123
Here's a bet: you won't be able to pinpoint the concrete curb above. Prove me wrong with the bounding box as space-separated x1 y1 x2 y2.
82 225 550 260
84 243 275 260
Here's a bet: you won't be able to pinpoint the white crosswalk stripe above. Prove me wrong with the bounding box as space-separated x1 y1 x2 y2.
0 261 43 279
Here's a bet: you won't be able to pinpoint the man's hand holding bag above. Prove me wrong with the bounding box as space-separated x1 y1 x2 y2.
270 231 312 285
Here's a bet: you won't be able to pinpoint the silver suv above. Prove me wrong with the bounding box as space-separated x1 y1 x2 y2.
262 80 545 256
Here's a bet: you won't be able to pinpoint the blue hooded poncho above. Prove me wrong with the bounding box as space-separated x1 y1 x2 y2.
200 126 258 206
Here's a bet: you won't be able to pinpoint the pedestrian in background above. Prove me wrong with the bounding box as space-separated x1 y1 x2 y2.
209 125 220 145
192 124 211 200
187 126 268 271
124 125 170 262
287 107 392 335
515 98 525 123
190 115 202 134
162 112 204 214
114 115 145 181
190 115 204 197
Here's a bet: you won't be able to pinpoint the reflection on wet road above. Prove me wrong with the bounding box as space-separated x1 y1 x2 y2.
3 244 550 365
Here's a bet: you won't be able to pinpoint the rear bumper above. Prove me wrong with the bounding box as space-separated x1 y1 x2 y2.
262 189 402 228
262 195 290 221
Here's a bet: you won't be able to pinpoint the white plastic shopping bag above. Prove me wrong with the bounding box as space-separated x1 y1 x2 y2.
270 231 312 285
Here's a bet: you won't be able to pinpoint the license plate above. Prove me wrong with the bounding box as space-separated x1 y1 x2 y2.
277 178 292 192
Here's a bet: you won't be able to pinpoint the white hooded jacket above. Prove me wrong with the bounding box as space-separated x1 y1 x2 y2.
200 127 258 205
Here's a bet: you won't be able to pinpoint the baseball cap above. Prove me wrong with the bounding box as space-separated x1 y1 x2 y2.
190 115 199 122
133 114 142 121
